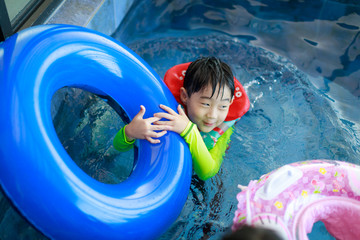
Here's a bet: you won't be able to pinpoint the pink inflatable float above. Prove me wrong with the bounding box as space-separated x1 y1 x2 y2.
232 160 360 240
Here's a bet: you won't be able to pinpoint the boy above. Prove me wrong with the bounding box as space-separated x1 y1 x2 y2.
222 225 281 240
113 57 249 180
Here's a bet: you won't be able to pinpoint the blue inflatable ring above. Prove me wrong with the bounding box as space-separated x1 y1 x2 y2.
0 25 192 239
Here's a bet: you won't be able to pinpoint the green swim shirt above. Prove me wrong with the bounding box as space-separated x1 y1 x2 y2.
180 121 233 180
113 122 233 181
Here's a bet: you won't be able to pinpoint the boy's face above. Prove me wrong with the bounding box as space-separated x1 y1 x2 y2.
181 83 233 133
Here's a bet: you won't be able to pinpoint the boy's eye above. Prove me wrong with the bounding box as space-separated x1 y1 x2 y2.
201 103 210 107
220 105 229 109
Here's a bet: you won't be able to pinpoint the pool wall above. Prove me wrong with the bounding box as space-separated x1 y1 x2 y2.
44 0 134 36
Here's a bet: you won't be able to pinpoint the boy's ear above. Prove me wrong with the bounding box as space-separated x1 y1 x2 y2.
180 87 188 105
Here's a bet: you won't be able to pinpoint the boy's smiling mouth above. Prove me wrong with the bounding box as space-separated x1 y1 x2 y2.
204 121 216 127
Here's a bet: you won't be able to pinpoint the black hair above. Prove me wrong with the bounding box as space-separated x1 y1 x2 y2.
222 225 282 240
183 56 235 99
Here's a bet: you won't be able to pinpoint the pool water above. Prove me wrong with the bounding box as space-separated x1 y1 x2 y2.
111 0 360 239
1 0 360 239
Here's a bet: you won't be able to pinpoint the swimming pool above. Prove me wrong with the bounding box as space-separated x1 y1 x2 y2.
1 0 360 239
112 0 360 239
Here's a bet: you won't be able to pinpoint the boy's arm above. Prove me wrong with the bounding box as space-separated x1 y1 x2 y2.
113 125 135 152
181 122 233 181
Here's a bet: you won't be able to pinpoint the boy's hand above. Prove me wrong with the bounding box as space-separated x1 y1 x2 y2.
153 104 189 134
125 105 167 144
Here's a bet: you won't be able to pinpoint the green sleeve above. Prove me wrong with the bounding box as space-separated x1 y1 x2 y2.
180 122 233 181
113 125 135 152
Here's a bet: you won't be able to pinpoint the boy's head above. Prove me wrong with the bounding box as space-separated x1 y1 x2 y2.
222 225 281 240
180 57 235 133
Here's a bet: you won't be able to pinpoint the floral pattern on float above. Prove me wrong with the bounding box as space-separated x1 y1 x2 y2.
232 159 360 240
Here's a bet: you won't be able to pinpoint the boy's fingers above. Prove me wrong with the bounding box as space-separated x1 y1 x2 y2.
151 130 167 138
146 116 161 123
134 105 146 119
177 105 186 115
159 104 177 115
152 120 174 126
151 125 169 131
145 136 160 144
154 112 174 120
159 130 167 137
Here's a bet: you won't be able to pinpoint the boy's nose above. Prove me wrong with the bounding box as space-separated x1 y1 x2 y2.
206 107 217 119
